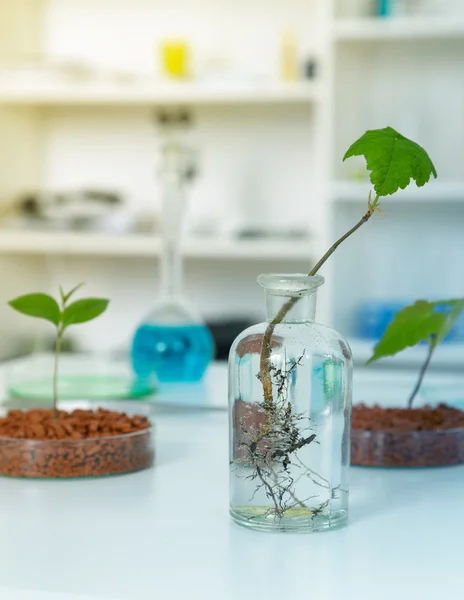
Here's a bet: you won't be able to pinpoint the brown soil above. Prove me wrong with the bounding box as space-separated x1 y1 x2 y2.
352 403 464 432
235 334 283 359
0 409 154 478
232 398 267 461
351 404 464 467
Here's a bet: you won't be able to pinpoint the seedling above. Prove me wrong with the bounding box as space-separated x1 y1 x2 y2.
247 127 437 517
368 298 464 408
259 126 438 406
9 284 109 415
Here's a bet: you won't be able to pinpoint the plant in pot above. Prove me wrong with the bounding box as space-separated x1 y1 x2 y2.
352 298 464 467
228 126 437 532
0 284 154 478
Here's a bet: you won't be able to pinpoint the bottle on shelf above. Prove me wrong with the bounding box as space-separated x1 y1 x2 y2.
131 111 214 383
280 30 299 81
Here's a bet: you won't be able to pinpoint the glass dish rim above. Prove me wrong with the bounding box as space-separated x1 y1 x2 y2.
352 426 464 436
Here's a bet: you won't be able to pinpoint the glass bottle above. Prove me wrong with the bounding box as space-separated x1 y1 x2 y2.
229 274 352 532
131 113 214 383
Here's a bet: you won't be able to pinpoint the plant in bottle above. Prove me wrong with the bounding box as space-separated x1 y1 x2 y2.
229 126 437 530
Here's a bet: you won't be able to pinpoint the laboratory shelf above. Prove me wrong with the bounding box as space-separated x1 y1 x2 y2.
334 17 464 42
0 230 314 261
332 181 464 203
0 80 323 107
350 338 464 370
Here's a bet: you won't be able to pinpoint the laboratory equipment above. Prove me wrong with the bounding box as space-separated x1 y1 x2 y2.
131 112 214 384
229 274 352 532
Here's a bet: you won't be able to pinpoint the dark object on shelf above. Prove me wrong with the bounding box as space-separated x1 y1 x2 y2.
351 404 464 467
207 319 256 360
156 109 193 127
236 228 310 240
0 408 154 478
303 58 317 79
15 188 123 230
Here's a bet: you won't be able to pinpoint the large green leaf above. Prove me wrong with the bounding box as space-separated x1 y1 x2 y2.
367 301 446 364
433 299 464 347
63 298 109 328
343 126 437 197
9 293 61 327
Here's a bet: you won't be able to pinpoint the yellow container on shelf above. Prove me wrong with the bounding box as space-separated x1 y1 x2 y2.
160 40 190 79
280 31 298 81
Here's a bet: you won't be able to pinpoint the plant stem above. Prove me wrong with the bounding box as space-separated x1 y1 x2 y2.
53 328 63 417
260 200 377 407
406 341 435 409
308 208 375 277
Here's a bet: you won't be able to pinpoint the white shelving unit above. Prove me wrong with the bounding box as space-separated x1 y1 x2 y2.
0 0 463 364
350 339 464 370
0 80 323 106
332 180 464 203
0 230 314 260
334 17 464 41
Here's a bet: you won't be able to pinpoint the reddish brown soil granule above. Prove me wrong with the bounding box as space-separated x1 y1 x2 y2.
352 403 464 432
235 334 283 359
0 409 154 478
351 404 464 467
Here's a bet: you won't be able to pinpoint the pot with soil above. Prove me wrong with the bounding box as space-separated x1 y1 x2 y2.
4 284 154 478
0 408 153 478
352 300 464 467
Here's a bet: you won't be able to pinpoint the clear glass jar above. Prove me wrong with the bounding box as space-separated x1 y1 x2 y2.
229 274 352 532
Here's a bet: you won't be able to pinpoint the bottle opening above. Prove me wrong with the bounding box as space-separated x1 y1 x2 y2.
257 273 325 297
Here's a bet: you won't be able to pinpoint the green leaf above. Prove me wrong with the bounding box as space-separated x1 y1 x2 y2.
367 301 446 364
61 282 85 305
63 298 109 328
433 299 464 346
8 293 61 327
343 126 437 197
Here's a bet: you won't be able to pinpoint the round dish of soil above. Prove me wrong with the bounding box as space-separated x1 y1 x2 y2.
0 408 154 478
351 404 464 467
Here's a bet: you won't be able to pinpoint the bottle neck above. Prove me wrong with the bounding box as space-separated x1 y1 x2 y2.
265 291 317 323
158 138 187 301
160 239 183 300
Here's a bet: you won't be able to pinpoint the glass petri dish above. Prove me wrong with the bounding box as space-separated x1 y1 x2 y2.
0 428 154 478
5 353 155 401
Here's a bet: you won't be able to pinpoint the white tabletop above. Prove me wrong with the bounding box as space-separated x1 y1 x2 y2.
0 363 463 600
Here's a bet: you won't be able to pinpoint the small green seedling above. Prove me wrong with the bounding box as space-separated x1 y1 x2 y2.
259 126 437 407
9 284 109 415
368 298 464 408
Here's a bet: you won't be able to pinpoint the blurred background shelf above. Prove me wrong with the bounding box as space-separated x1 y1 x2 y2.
0 231 315 261
334 17 464 41
332 181 464 203
0 81 323 106
1 0 464 366
350 339 464 371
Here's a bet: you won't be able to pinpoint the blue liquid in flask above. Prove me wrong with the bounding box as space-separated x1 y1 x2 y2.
132 322 214 383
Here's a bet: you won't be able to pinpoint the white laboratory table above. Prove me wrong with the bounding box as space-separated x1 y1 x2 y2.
0 363 463 600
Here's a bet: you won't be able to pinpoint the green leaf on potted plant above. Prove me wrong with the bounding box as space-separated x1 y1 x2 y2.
9 293 61 326
366 300 446 364
63 298 110 328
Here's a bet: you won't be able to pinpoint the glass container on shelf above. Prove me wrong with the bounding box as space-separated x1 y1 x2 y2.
229 274 352 533
131 112 214 384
